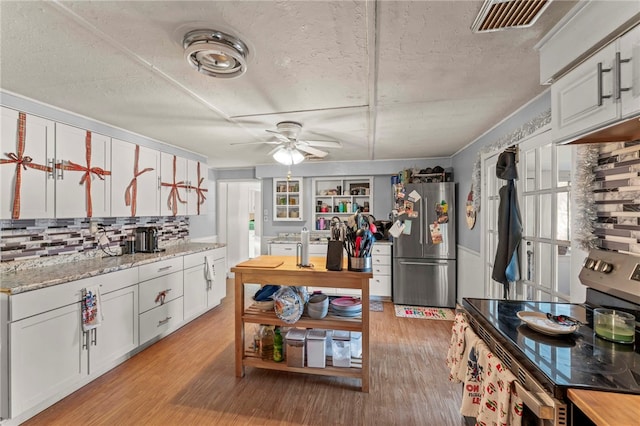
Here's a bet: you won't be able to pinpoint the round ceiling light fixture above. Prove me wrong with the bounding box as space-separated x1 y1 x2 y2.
183 29 249 78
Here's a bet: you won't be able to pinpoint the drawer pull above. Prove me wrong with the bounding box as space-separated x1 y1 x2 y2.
158 316 172 326
155 289 171 305
158 265 173 272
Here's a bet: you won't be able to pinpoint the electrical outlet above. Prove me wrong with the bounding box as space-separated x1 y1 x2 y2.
89 221 98 235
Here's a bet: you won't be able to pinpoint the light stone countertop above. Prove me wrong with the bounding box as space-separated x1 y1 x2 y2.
0 242 225 295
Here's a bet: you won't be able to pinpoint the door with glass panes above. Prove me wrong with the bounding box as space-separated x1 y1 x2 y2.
482 127 572 301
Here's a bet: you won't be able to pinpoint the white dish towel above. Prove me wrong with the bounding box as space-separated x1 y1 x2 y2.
204 255 215 283
81 286 102 332
476 351 524 426
446 312 469 383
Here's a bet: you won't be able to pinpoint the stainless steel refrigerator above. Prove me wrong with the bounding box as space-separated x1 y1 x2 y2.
392 182 456 307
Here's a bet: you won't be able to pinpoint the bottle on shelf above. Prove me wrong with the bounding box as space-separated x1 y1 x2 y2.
273 327 283 362
260 325 275 360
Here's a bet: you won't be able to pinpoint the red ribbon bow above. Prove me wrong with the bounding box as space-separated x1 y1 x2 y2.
160 155 188 216
193 162 208 215
124 145 154 217
0 112 53 219
59 131 111 217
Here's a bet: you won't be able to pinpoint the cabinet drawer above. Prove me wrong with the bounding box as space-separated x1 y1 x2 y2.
269 244 297 256
308 244 328 256
10 268 138 322
138 257 183 282
184 247 225 269
139 297 183 345
372 264 391 276
371 244 391 256
372 254 391 267
139 271 183 314
370 275 391 298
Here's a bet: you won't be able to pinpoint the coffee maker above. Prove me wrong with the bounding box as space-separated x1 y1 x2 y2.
134 226 160 253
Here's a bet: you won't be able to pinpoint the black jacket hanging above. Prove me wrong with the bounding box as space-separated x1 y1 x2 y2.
491 149 522 299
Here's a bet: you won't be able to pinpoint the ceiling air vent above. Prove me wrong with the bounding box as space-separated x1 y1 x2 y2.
471 0 553 33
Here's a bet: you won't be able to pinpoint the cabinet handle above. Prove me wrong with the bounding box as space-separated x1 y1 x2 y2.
91 328 97 346
56 160 65 180
158 176 161 190
597 62 612 106
47 158 55 179
284 247 293 251
82 330 88 350
155 289 171 305
158 265 173 272
615 51 632 100
158 316 172 326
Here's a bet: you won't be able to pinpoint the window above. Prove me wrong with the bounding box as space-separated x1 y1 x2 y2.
482 128 572 302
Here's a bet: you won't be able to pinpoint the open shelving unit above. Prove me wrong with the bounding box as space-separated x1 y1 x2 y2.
312 177 373 231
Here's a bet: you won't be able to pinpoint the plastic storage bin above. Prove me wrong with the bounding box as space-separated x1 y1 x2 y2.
331 330 351 367
286 328 306 367
306 329 327 368
350 331 362 358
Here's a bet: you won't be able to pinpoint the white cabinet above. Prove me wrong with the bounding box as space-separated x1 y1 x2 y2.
110 138 160 217
9 302 84 417
138 257 185 345
183 247 226 321
370 244 392 299
312 177 373 231
160 153 188 216
1 107 55 220
619 24 640 118
552 25 640 143
89 285 139 375
186 159 208 215
269 243 298 256
55 123 111 218
273 177 303 220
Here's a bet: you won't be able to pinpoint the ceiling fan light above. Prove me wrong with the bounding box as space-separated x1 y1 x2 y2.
273 147 304 165
183 29 248 78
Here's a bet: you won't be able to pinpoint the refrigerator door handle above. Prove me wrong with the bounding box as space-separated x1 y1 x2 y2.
420 196 424 246
399 261 446 266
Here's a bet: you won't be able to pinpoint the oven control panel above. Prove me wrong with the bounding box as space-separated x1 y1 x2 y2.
580 249 640 305
583 257 614 273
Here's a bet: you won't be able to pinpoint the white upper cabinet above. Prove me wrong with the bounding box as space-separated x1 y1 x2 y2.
160 152 188 216
186 159 207 215
1 107 55 220
111 139 161 217
619 24 640 118
55 123 111 218
551 24 640 143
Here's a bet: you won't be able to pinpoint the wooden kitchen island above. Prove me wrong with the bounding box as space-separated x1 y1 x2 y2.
231 256 373 392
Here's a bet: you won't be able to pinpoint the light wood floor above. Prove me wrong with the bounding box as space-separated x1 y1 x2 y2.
24 280 464 425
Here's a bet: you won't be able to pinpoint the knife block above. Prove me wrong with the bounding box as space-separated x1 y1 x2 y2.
325 240 343 271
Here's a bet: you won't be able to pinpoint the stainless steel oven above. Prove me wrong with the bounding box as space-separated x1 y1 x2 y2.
461 249 640 426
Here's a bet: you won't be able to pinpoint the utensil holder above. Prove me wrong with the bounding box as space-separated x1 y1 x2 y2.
348 256 372 272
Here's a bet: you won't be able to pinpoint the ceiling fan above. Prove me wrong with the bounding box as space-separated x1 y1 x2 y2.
231 121 342 165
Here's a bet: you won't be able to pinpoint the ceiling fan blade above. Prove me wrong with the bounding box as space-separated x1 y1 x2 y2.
266 130 291 143
302 140 342 148
230 141 281 146
296 144 328 158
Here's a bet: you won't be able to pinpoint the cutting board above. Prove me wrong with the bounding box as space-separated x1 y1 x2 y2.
235 257 284 269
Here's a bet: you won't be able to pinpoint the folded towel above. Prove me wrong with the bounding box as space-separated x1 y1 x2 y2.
460 328 487 417
476 352 524 426
446 312 469 382
204 255 215 283
81 286 102 332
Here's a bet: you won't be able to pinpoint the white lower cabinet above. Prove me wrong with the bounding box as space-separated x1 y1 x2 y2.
89 285 139 375
10 302 84 418
139 297 184 346
370 244 392 299
184 248 227 321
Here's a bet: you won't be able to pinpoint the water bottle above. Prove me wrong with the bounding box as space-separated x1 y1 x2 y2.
273 327 283 362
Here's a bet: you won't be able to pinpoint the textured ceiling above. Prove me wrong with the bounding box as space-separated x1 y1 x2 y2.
0 1 577 168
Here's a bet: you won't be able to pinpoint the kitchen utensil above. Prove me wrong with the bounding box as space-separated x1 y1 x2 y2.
516 311 578 335
546 313 583 327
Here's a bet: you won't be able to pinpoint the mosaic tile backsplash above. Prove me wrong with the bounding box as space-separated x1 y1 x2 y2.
0 216 189 270
594 140 640 254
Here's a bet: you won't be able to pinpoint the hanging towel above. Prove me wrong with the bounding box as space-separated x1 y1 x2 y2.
81 286 102 332
476 352 524 426
447 312 469 382
492 149 522 299
204 255 215 283
460 328 488 417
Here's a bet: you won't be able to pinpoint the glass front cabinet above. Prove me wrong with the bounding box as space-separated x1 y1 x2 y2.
273 177 303 221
